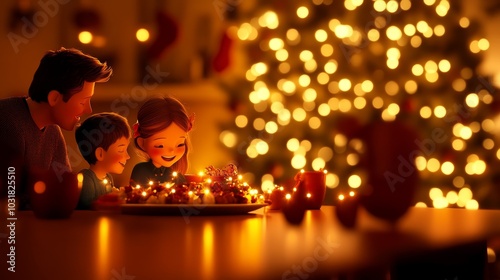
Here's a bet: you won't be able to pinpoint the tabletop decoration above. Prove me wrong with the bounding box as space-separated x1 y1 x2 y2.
330 120 420 228
267 169 327 211
281 177 307 225
267 185 285 210
357 120 419 224
119 164 265 205
295 169 327 210
334 191 359 228
28 168 82 219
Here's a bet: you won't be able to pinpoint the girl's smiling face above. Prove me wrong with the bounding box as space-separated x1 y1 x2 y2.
141 123 187 168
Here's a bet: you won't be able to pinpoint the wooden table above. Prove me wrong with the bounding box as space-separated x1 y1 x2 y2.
1 205 500 280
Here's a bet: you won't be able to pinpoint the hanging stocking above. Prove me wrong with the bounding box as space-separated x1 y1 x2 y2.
212 29 233 73
147 10 179 60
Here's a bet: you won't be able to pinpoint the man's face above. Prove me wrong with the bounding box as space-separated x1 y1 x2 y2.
52 81 94 130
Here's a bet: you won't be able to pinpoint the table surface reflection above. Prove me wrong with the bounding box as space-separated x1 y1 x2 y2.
2 205 500 280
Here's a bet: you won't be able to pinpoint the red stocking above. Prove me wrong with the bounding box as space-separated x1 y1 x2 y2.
147 11 179 60
212 30 233 73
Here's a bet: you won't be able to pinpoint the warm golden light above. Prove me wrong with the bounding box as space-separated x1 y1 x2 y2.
334 24 354 38
33 181 46 194
315 29 328 42
348 174 361 188
286 28 300 45
220 130 237 148
259 11 279 29
97 217 110 280
386 26 402 41
441 161 454 175
269 38 284 50
429 187 443 200
78 31 93 44
297 6 309 19
136 28 150 42
201 223 215 277
412 64 424 76
321 44 334 56
326 173 339 189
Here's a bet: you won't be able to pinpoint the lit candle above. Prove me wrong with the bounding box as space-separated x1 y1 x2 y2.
188 191 194 204
203 189 215 204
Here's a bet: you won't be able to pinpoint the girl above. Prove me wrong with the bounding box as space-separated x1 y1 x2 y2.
130 96 194 185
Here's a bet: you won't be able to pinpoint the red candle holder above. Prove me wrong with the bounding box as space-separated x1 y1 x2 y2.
29 168 81 219
184 174 204 183
295 170 326 210
282 184 306 225
334 191 359 228
268 186 285 210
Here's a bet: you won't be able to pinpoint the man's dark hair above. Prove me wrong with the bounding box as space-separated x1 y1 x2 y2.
29 47 113 102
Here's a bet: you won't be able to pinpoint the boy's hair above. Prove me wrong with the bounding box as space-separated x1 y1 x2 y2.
76 112 131 165
29 47 113 102
134 96 192 174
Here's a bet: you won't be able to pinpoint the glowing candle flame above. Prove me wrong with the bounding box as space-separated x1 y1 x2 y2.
77 173 84 189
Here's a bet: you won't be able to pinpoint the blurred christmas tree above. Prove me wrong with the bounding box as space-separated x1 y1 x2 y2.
216 0 500 209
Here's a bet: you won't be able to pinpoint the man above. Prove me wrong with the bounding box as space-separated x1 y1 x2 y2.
0 47 113 209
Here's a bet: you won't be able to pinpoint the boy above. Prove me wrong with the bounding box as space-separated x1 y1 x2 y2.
75 112 131 209
0 47 112 209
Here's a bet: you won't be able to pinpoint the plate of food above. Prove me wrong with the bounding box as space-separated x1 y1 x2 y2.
120 203 268 216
